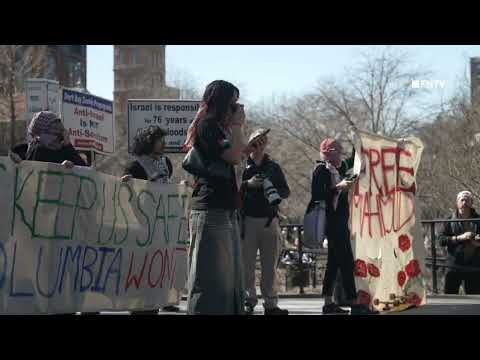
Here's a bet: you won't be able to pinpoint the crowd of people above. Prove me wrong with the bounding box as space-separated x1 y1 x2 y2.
7 79 480 315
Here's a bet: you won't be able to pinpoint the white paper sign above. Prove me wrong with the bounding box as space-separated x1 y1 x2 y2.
127 99 201 153
62 89 115 154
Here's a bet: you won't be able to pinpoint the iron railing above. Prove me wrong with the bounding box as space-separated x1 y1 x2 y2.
421 218 480 294
279 218 480 295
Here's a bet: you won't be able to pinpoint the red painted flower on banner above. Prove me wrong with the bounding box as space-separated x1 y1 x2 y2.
397 271 407 287
405 259 421 278
367 263 380 277
357 290 371 305
354 259 367 278
398 234 411 252
406 293 422 306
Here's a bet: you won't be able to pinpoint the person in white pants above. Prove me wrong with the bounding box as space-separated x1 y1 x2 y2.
240 128 290 315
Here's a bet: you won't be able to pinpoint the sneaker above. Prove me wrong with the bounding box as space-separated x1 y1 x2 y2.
264 307 289 315
322 303 349 314
245 304 255 315
350 304 379 315
162 306 180 312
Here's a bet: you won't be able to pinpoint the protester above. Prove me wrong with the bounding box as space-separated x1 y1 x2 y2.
240 128 290 315
9 111 86 168
8 111 87 315
306 138 376 314
184 80 249 315
438 191 480 294
122 125 173 184
121 125 179 313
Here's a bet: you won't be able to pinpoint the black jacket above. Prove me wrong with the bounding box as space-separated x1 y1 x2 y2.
13 142 87 166
306 152 355 220
240 154 290 218
438 209 480 267
11 143 28 160
123 157 173 181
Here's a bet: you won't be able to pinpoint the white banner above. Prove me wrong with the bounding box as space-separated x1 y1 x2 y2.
62 89 115 155
127 100 201 153
350 130 426 311
0 157 189 314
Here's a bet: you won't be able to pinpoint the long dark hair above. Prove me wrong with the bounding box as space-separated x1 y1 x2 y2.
202 80 240 124
132 125 167 156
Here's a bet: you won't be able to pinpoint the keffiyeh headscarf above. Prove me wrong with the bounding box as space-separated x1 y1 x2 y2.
27 111 65 151
136 155 171 183
457 191 474 205
320 138 344 211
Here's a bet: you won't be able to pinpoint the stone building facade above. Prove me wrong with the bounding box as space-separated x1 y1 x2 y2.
96 45 180 176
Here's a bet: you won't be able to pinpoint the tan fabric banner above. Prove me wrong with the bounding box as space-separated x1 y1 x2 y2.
0 157 189 314
350 131 426 310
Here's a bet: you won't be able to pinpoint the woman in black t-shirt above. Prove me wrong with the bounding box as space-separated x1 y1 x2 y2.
184 80 250 315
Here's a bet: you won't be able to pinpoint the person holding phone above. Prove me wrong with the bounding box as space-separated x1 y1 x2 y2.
306 138 373 314
438 191 480 294
184 80 250 315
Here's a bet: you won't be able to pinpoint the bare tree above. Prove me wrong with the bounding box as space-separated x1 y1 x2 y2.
247 47 434 220
416 85 480 219
166 67 202 100
314 47 433 137
0 45 47 147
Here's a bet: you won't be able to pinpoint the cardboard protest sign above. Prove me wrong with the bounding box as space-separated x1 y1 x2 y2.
127 100 201 153
350 130 426 310
0 158 188 314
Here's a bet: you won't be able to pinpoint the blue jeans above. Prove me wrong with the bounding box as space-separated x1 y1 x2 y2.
187 209 245 315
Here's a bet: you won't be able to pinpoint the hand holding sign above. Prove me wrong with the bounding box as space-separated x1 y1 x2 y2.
336 178 354 191
61 160 75 169
8 151 22 164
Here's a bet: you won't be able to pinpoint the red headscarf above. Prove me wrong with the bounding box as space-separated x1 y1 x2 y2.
320 138 343 167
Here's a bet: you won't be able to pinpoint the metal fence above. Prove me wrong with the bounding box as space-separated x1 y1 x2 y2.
279 218 480 295
421 218 480 294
